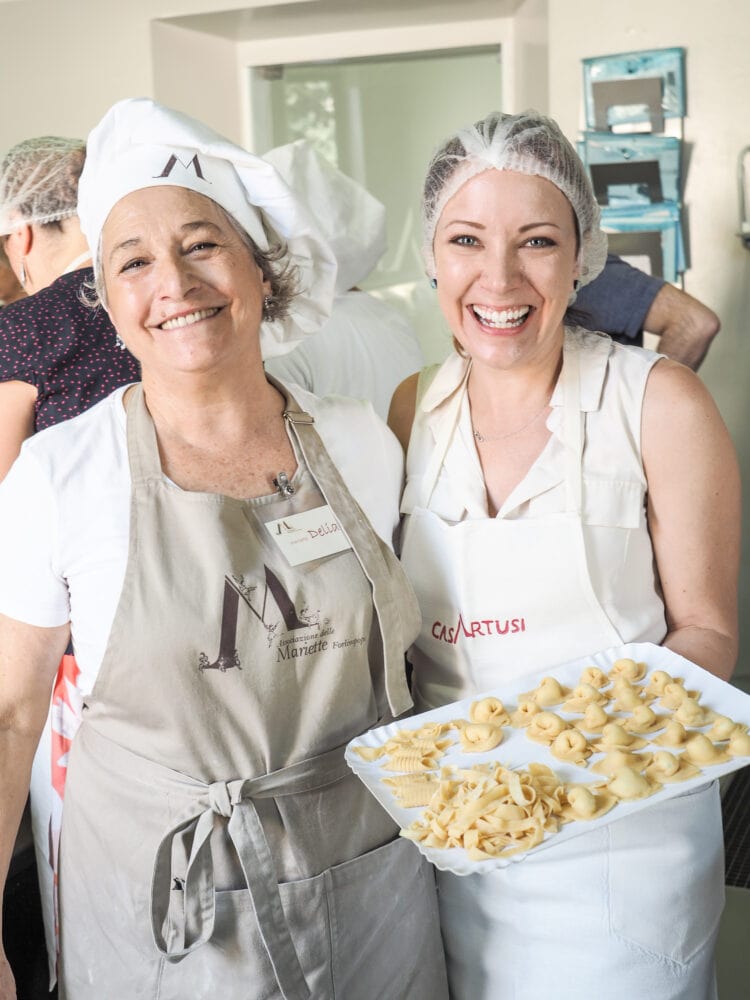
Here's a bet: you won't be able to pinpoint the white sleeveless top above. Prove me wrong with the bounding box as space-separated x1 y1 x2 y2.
400 327 667 672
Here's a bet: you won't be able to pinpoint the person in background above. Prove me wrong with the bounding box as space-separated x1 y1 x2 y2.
0 98 447 1000
264 140 423 419
0 244 24 307
0 136 141 993
389 110 739 1000
576 252 720 370
0 136 139 480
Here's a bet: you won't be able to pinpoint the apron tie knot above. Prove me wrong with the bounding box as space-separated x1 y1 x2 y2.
208 780 234 818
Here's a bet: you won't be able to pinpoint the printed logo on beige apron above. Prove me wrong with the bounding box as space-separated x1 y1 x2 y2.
199 561 364 673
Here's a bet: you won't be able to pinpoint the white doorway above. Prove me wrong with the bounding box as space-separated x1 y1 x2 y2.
250 46 502 362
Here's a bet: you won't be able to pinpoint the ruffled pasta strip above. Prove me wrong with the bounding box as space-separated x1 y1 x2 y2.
352 745 387 762
374 726 455 771
470 697 511 727
382 772 439 807
383 749 444 772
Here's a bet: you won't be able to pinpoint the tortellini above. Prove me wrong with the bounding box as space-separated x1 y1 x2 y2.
459 723 504 753
609 658 648 683
624 705 667 735
527 712 569 745
355 653 750 868
550 729 592 766
520 676 569 707
470 697 510 728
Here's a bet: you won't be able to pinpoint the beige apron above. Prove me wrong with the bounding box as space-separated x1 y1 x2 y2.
400 344 724 1000
58 384 448 1000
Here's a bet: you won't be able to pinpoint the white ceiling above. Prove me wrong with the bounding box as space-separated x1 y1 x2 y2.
160 0 523 41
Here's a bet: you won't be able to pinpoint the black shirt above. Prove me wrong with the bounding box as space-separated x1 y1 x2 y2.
0 267 139 430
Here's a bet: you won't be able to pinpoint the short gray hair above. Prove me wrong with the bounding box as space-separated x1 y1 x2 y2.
81 199 299 318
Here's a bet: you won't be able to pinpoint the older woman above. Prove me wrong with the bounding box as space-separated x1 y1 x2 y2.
389 111 739 999
0 99 447 1000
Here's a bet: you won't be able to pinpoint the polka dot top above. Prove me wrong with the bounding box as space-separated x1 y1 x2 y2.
0 267 140 430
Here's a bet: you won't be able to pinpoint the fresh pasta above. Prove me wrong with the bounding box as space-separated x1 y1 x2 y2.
356 652 750 867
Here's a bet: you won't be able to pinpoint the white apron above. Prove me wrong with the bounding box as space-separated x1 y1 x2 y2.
400 340 724 1000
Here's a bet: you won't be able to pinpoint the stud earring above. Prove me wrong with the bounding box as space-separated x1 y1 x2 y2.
429 278 437 289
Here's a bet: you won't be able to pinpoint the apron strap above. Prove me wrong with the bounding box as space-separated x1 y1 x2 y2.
281 392 413 719
125 383 163 485
560 341 584 515
419 342 584 514
419 363 471 509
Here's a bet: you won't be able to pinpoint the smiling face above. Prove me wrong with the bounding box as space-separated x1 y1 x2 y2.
433 168 580 372
101 185 270 381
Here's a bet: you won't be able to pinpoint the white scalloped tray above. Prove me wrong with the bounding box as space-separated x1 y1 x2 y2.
346 642 750 875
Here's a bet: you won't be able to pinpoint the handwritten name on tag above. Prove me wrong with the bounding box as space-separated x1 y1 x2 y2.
265 504 351 566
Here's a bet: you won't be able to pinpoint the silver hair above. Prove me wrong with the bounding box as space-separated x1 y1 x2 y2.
80 200 299 318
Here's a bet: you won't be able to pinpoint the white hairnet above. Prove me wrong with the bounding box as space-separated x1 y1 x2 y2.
78 98 337 360
422 110 607 288
0 136 85 236
263 140 386 295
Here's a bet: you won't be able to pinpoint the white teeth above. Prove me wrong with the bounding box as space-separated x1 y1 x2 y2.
473 305 530 327
160 308 219 330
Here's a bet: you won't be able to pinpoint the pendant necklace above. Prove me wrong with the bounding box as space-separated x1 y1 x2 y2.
473 399 550 443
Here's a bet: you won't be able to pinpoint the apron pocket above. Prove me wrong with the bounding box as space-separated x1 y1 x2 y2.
157 875 334 1000
327 836 448 1000
608 781 725 966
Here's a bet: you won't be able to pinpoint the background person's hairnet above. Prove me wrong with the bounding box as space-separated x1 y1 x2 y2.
78 97 337 360
422 110 607 291
263 140 386 295
0 136 85 236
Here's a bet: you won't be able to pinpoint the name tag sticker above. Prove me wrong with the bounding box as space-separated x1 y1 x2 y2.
265 504 351 566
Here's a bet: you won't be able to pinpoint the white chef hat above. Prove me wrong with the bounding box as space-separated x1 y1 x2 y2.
78 97 337 359
263 140 386 295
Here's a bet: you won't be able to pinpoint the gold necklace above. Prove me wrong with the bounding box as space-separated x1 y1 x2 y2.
473 400 550 443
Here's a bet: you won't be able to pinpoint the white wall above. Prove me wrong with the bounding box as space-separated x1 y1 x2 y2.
549 0 750 679
0 0 294 150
